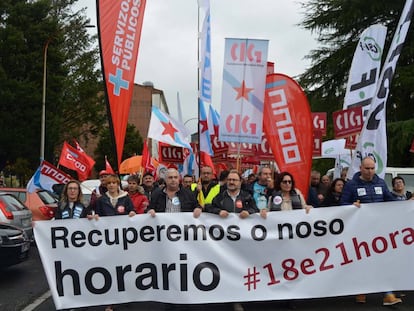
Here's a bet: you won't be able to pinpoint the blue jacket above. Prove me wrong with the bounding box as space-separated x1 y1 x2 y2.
95 191 134 216
340 172 395 204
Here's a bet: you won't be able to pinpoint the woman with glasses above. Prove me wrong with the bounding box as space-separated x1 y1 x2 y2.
260 171 311 219
55 180 88 219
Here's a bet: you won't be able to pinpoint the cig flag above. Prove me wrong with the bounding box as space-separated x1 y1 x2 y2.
348 0 414 179
219 38 268 144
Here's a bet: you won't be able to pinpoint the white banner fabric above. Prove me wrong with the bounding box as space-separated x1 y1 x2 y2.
219 38 268 144
35 202 414 309
343 24 387 117
348 0 414 179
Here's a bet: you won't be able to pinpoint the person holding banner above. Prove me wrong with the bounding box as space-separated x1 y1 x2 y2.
340 156 401 306
55 180 88 219
91 175 136 311
94 175 136 217
207 169 258 311
207 170 258 219
146 168 202 218
260 172 312 218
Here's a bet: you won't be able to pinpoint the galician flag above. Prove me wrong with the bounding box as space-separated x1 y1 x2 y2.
148 106 192 151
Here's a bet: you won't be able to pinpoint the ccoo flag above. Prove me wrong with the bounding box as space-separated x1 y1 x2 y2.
97 0 147 169
263 74 313 198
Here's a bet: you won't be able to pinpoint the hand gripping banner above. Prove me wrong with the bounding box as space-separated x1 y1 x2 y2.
263 74 313 198
97 0 147 169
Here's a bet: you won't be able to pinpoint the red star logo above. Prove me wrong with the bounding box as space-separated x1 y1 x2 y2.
233 80 254 100
161 121 178 139
200 119 208 133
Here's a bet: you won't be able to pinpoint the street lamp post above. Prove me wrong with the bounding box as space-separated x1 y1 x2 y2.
40 24 95 162
40 39 51 162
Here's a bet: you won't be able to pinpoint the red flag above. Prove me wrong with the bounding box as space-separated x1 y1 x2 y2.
200 151 216 177
58 142 95 181
105 156 115 174
410 137 414 153
142 140 156 176
263 74 313 198
97 0 147 169
74 139 96 171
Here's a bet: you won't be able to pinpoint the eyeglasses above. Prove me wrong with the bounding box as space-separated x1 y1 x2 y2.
281 180 292 184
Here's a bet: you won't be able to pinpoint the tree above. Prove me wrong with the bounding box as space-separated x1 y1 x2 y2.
299 0 414 166
95 124 144 172
0 0 105 172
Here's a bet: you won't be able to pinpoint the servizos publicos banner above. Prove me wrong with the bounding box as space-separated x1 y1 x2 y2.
263 74 313 197
97 0 146 169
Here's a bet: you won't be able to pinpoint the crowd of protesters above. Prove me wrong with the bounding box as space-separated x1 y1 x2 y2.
52 157 414 311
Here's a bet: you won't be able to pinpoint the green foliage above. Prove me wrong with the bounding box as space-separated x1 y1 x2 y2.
299 0 414 168
95 124 144 172
0 0 105 173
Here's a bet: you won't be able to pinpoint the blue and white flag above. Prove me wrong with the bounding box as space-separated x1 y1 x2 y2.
27 160 72 193
198 0 212 104
148 106 192 151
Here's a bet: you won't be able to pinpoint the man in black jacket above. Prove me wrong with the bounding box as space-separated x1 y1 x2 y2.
146 168 202 218
207 169 258 219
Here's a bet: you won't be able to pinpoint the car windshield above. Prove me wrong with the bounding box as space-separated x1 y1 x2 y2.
0 195 27 211
37 190 58 204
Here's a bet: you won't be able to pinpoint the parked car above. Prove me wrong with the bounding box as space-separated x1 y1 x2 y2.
0 193 33 240
0 222 31 268
0 188 58 221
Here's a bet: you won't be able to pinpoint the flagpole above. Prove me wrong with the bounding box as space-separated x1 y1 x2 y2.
197 3 201 177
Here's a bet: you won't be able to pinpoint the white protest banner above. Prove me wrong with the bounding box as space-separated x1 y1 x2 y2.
219 38 268 144
35 202 414 309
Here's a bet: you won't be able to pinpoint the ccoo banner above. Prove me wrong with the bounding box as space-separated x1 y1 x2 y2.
263 74 313 198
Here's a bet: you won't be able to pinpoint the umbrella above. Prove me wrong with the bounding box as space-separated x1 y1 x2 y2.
119 156 142 174
119 155 159 174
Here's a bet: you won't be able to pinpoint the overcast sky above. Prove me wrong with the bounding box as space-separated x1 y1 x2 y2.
80 0 317 132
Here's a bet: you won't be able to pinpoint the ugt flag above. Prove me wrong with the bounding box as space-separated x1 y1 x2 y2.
27 161 71 193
